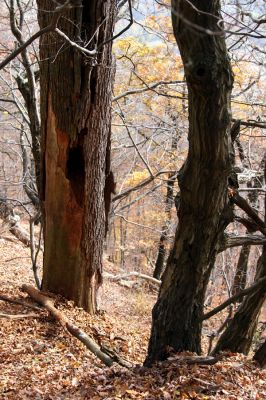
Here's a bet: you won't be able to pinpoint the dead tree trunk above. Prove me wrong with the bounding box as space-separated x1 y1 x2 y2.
37 1 116 312
145 0 233 365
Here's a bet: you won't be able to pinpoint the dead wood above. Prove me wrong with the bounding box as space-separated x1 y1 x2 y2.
0 312 40 319
184 356 219 366
0 293 41 311
104 271 161 286
21 284 132 368
9 225 31 246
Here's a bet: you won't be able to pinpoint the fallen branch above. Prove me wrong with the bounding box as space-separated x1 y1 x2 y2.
0 293 41 311
9 224 31 246
21 284 132 368
0 312 39 319
202 276 266 321
104 271 161 286
185 356 219 366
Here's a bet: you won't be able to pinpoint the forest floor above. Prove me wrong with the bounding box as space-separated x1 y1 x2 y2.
0 222 266 399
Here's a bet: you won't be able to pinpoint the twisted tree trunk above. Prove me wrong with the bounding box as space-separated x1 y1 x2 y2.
145 0 233 365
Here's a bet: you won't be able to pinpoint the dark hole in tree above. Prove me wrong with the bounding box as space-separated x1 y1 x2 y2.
196 67 206 77
66 146 85 207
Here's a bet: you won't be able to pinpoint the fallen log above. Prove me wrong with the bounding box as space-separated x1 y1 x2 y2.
21 284 132 368
0 312 40 319
104 271 161 286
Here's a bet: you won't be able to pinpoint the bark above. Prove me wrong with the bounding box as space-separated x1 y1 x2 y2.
232 244 250 295
153 172 175 280
145 0 233 365
202 276 266 321
254 340 266 368
8 1 41 195
232 177 262 296
212 249 266 355
37 1 116 312
213 157 266 355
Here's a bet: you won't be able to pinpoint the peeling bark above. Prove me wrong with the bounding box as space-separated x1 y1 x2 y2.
37 1 116 312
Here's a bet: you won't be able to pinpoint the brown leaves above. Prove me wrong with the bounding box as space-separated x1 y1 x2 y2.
1 235 266 399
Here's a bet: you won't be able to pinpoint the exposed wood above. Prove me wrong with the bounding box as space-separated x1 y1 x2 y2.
21 284 132 368
38 0 116 312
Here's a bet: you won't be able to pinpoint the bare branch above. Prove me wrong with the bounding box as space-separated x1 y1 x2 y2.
202 276 266 321
220 234 266 252
231 192 266 236
112 170 176 202
112 80 184 102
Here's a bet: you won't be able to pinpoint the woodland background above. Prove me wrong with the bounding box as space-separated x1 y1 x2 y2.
0 0 266 398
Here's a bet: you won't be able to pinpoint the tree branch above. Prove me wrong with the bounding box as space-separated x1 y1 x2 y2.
219 234 266 252
202 276 266 321
231 192 266 236
112 170 176 202
21 284 132 368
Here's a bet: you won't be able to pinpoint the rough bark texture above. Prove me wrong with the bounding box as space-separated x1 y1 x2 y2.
37 1 116 312
213 160 266 355
232 178 261 297
145 0 233 365
232 243 250 296
212 249 266 355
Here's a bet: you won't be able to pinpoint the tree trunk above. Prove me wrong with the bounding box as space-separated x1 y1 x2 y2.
37 1 116 312
232 244 250 296
213 158 266 355
254 339 266 368
212 249 266 355
232 176 261 297
145 0 233 365
153 173 175 280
